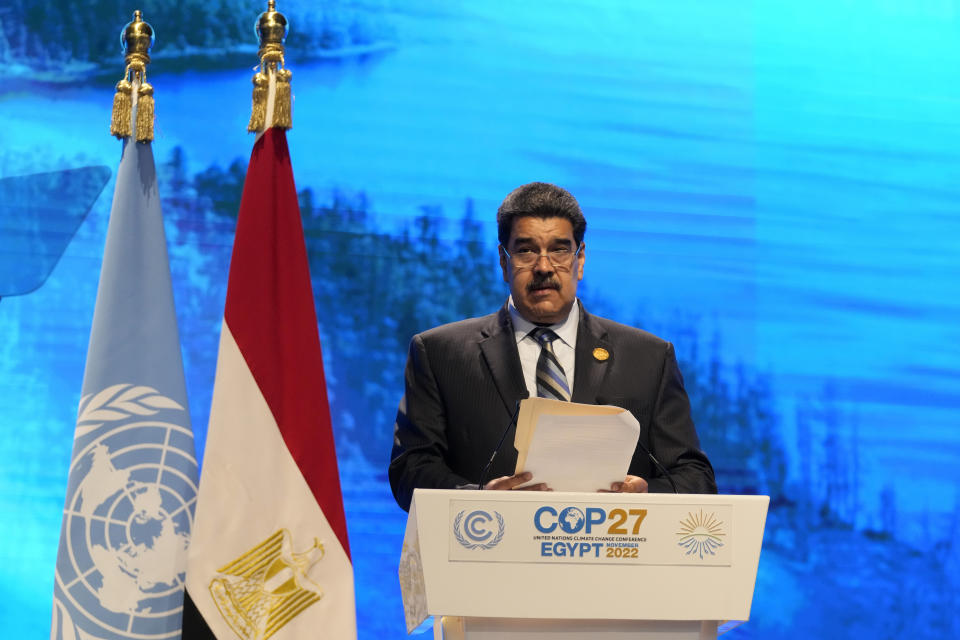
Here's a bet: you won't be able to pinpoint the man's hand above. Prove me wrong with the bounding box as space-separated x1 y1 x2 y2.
483 471 551 491
602 475 649 493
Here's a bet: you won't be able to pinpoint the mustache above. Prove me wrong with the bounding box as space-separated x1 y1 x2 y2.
527 277 561 291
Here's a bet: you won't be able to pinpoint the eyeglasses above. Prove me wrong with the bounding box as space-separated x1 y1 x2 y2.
501 243 582 270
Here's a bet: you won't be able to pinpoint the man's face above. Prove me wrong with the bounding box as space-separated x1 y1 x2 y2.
499 216 585 325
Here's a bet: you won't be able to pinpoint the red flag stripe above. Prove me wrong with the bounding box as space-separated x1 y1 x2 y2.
223 127 350 558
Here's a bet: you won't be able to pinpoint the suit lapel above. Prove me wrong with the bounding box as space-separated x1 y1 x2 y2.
572 305 612 404
479 305 527 416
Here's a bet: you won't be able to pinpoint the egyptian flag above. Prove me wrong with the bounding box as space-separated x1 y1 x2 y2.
183 125 355 639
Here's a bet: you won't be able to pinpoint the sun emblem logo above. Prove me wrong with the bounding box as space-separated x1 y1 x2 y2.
676 510 726 559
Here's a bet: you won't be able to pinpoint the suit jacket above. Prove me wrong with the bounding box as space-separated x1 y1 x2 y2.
389 302 716 510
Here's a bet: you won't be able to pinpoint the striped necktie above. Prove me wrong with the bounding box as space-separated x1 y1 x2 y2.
530 328 571 401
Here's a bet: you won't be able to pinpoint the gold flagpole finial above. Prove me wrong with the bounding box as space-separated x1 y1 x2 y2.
110 10 156 142
123 10 154 66
248 0 293 132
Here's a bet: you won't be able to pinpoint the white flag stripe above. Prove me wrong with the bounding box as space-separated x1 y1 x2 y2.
187 322 355 639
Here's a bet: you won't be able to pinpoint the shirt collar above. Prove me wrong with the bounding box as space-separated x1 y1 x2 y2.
508 296 580 348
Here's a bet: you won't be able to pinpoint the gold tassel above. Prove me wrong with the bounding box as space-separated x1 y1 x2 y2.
135 81 155 143
273 68 293 130
110 78 133 139
248 71 268 132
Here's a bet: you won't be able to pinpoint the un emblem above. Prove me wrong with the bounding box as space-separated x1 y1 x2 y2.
453 510 505 550
51 384 198 640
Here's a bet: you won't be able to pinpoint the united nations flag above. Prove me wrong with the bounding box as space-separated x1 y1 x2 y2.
50 15 199 639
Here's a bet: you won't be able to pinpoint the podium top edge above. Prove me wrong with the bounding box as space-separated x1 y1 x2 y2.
411 489 770 505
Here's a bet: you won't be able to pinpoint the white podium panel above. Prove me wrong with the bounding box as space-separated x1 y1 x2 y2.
399 490 768 637
438 617 718 640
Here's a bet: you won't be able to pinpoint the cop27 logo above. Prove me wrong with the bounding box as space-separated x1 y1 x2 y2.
534 505 648 535
453 510 505 550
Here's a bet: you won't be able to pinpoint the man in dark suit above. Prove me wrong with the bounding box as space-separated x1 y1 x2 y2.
389 182 716 511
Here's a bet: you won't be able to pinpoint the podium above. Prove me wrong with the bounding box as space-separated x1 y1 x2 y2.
399 490 768 639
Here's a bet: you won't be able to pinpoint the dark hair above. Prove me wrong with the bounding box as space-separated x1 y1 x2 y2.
496 182 587 246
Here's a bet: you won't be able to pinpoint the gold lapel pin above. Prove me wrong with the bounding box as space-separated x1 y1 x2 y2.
592 347 610 362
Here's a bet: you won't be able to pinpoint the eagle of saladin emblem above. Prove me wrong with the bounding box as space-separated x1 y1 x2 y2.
209 529 326 640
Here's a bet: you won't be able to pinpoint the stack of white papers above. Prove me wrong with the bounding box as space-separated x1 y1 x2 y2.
513 398 641 492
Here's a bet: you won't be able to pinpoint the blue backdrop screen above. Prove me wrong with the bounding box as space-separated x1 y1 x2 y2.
1 1 958 637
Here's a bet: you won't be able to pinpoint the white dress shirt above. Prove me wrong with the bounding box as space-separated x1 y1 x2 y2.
508 297 580 398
